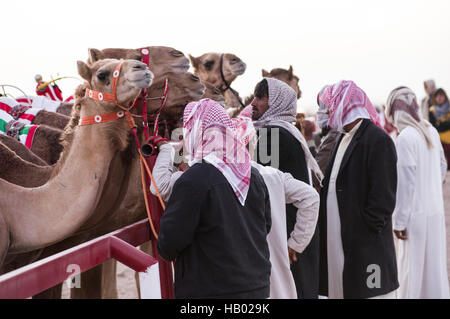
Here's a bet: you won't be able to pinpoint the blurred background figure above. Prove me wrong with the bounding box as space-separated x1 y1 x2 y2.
421 80 437 121
429 88 450 169
34 74 63 102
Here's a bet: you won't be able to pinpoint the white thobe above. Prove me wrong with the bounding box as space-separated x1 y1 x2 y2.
326 121 361 299
150 144 320 299
393 125 450 299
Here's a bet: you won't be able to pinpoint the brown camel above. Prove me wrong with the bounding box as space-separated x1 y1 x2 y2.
0 141 53 187
0 123 63 165
0 58 153 267
201 83 226 106
189 52 246 109
52 46 191 118
0 68 204 298
32 110 70 130
0 134 47 166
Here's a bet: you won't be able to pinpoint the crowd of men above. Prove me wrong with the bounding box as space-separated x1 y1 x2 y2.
148 77 450 299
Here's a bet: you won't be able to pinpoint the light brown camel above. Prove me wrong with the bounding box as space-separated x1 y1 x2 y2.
0 58 153 267
0 68 204 299
201 83 226 106
189 52 246 109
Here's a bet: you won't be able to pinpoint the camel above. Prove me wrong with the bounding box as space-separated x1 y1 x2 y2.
189 52 246 110
262 65 301 99
0 64 205 299
51 46 191 119
0 134 47 166
0 121 63 165
0 141 53 187
0 58 154 267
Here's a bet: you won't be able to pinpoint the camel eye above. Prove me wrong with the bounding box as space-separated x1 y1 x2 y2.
190 74 200 81
97 71 109 82
204 60 214 70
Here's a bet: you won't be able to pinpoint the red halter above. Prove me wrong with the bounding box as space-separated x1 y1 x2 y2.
79 61 137 129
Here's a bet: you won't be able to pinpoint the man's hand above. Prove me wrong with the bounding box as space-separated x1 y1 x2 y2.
288 247 298 264
394 229 407 240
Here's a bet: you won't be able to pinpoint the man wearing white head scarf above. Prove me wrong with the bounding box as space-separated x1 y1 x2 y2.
386 87 449 299
251 78 323 299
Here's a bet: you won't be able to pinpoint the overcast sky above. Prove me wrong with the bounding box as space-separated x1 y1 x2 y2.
1 0 449 114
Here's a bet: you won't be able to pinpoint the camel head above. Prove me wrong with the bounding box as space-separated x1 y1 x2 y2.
87 46 190 78
262 65 302 99
189 53 246 91
77 58 153 110
148 72 205 120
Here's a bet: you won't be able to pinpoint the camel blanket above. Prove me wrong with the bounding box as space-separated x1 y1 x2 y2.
0 108 38 149
15 95 61 113
0 97 41 125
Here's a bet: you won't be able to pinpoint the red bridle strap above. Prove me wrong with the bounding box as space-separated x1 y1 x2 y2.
84 61 130 112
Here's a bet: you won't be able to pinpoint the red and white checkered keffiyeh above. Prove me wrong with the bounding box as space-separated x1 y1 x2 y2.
183 98 251 206
319 80 381 132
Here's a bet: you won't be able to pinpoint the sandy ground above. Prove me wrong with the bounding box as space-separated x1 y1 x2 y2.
62 171 450 299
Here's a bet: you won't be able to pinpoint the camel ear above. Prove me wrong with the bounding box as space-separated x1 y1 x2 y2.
189 54 199 69
88 48 102 64
77 61 92 81
288 65 294 80
262 69 270 77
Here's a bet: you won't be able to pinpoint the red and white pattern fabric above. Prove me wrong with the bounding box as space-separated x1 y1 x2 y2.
16 95 61 113
36 82 63 102
0 97 41 125
319 80 381 132
183 98 251 206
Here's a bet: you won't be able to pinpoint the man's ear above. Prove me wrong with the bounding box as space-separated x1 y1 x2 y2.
288 65 294 80
189 54 199 69
262 69 270 77
77 61 91 81
88 48 102 65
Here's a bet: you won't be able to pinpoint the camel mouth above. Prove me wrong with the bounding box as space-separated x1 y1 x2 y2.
232 62 246 76
128 70 154 88
171 62 190 74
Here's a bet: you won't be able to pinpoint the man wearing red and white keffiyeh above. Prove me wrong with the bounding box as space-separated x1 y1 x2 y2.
183 98 251 205
157 98 272 299
317 80 399 299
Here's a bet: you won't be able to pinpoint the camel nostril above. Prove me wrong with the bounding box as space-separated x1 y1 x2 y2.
133 64 145 70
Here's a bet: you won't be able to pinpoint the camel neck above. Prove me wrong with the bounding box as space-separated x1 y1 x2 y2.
3 101 131 253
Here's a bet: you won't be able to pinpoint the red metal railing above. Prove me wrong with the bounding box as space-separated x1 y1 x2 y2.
0 219 173 299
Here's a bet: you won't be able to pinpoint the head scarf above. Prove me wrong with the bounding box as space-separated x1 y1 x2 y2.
424 79 436 96
386 87 433 148
316 85 331 129
253 78 324 183
319 80 381 133
183 98 251 206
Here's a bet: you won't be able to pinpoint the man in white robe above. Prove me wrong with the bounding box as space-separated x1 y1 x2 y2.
386 86 450 299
